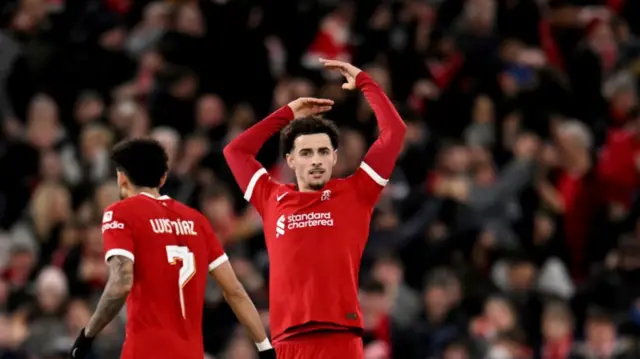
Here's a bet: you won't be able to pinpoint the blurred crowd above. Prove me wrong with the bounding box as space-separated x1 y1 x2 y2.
0 0 640 358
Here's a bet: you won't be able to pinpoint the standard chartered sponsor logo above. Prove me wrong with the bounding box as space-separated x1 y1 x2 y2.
276 212 334 237
276 215 285 238
287 212 334 229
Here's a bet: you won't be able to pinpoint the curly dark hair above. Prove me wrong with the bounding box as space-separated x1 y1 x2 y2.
279 116 340 157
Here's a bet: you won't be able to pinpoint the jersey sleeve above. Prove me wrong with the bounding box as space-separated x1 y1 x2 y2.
223 106 293 214
242 168 278 214
350 72 407 208
102 205 135 263
349 163 390 208
200 216 229 272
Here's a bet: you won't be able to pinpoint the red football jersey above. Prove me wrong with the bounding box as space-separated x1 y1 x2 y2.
223 72 406 343
102 192 228 359
245 163 387 341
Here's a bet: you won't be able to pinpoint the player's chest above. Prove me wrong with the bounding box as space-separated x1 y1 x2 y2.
266 188 364 239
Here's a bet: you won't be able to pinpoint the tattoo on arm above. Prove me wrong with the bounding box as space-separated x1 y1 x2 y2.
85 256 134 337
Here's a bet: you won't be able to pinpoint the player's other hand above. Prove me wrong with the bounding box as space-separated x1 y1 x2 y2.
287 97 334 119
69 328 95 359
259 348 277 359
319 58 362 90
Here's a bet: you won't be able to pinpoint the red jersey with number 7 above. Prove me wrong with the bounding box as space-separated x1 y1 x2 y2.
101 192 228 359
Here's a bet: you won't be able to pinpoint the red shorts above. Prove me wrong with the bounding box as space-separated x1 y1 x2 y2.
275 331 363 359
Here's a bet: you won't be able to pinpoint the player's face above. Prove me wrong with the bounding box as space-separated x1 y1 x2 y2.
287 133 337 191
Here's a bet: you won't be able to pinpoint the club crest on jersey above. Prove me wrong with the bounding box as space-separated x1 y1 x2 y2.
321 190 331 201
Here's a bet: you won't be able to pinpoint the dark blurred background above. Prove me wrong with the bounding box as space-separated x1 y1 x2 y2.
0 0 639 358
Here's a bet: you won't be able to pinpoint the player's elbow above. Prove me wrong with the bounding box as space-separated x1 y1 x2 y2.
382 121 407 145
222 143 239 162
395 120 408 137
222 283 249 302
108 280 133 298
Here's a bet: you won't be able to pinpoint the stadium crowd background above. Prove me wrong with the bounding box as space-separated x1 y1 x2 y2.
0 0 639 358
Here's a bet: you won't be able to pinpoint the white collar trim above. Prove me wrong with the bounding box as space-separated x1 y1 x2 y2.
140 192 170 200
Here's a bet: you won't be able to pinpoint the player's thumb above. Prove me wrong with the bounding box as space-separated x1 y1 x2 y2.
341 83 351 90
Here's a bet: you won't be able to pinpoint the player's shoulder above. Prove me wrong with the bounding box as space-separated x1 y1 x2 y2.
269 182 292 197
104 196 143 215
167 198 206 221
331 169 365 188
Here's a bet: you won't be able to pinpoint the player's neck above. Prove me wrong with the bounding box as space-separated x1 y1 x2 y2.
132 187 162 198
295 182 319 193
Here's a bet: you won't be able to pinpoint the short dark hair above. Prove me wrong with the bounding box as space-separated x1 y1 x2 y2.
586 306 614 325
280 116 339 157
360 278 386 294
110 138 168 188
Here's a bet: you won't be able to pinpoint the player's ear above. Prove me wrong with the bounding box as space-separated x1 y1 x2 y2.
285 153 295 169
332 149 338 166
116 171 128 188
159 173 168 188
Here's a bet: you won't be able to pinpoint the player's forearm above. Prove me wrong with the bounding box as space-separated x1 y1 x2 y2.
357 72 407 179
85 257 133 337
223 288 269 345
223 106 294 189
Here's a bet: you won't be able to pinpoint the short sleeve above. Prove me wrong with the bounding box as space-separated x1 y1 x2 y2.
349 161 389 208
102 206 135 263
243 168 278 214
200 217 229 272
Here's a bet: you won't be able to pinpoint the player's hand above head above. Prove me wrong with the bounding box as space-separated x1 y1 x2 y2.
320 58 362 90
258 348 277 359
287 97 334 119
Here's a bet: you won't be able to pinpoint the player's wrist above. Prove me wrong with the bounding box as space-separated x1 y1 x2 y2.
355 71 370 88
256 339 276 358
82 327 96 339
255 338 272 351
280 105 296 120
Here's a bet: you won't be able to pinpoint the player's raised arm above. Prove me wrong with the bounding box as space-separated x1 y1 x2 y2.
320 59 407 204
223 98 333 210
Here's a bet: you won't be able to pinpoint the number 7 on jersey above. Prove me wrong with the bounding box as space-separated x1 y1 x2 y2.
166 246 196 318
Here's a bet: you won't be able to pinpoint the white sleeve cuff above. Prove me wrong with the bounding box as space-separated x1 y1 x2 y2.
244 168 268 201
105 249 135 263
255 338 272 351
360 162 388 186
208 254 229 272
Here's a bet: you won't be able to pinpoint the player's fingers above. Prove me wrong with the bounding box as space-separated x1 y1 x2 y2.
319 58 345 69
314 105 332 113
304 98 334 106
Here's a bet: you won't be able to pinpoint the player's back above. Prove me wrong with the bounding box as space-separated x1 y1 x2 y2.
103 193 214 359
